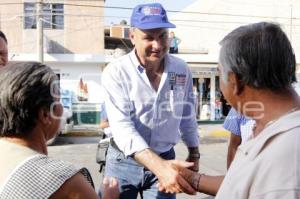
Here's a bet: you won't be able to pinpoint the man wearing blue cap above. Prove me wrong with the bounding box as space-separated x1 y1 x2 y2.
102 3 200 198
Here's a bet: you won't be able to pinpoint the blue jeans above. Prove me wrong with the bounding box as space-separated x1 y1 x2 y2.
104 145 176 199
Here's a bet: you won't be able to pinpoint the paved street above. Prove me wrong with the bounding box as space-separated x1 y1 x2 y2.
48 125 228 199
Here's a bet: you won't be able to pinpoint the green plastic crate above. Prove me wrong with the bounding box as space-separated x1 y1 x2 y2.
72 103 101 125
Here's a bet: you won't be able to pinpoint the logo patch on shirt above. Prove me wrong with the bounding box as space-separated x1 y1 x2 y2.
176 74 186 86
168 72 176 86
137 65 144 73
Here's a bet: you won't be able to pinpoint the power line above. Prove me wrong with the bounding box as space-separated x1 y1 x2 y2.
4 13 300 27
218 0 290 7
9 12 300 22
0 2 296 20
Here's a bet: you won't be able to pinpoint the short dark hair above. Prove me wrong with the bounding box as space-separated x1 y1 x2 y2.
219 22 296 90
0 30 7 44
0 62 58 137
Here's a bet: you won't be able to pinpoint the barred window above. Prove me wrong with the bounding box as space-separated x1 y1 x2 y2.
24 3 36 29
24 3 64 29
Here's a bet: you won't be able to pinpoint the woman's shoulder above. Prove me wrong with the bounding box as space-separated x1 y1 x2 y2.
0 154 93 199
50 172 98 199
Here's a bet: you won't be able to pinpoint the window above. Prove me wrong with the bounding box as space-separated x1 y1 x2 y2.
24 3 64 29
24 3 36 29
52 4 64 29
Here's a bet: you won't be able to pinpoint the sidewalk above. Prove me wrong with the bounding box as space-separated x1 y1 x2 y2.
62 124 102 136
63 123 230 138
198 124 230 138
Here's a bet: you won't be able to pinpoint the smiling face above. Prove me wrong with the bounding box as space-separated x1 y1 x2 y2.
130 28 169 66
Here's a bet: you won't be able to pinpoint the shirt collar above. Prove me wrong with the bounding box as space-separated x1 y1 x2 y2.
239 109 300 159
129 50 144 74
129 49 170 74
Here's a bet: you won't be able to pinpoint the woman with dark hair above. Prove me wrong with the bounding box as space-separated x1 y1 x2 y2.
0 62 118 199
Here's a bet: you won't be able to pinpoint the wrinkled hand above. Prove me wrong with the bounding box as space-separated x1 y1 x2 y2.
101 177 119 199
178 166 199 190
186 156 199 172
156 160 197 195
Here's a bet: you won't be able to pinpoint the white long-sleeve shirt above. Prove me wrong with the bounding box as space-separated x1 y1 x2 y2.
102 50 199 157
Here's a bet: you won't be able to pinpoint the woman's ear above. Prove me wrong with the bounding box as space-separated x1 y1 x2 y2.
38 107 51 125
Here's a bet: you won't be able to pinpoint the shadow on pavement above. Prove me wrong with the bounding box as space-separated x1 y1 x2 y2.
200 137 228 144
51 135 227 146
51 136 100 146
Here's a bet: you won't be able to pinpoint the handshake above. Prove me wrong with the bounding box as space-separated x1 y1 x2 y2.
155 159 200 195
155 159 222 196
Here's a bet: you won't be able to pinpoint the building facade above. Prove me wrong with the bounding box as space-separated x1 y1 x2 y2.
0 0 105 105
169 0 300 120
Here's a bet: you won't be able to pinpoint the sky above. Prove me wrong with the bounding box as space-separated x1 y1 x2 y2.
104 0 197 25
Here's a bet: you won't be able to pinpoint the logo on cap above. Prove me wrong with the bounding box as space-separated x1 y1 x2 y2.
131 3 176 30
142 6 161 16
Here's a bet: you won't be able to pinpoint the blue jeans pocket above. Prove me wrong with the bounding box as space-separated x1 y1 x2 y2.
106 145 125 161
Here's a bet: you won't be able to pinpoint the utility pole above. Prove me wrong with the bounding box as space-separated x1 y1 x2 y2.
290 0 293 42
37 0 44 63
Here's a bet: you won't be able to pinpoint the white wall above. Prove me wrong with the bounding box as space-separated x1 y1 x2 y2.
171 0 300 60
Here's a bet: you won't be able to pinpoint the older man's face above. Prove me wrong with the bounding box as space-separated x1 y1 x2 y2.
0 37 8 67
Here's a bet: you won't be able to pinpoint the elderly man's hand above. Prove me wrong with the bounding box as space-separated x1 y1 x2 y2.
156 160 197 195
178 166 201 190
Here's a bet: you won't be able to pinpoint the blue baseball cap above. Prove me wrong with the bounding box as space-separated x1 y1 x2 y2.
130 3 176 30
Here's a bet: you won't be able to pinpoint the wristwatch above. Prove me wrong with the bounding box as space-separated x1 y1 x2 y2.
188 153 201 159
